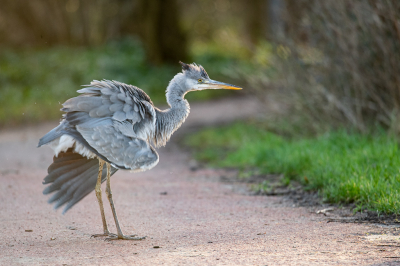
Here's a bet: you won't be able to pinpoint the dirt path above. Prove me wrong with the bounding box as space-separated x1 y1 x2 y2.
0 97 398 265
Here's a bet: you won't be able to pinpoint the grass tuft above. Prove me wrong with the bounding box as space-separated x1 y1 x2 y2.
185 123 400 214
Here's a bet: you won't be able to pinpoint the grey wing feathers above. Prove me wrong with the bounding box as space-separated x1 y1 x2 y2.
60 80 158 170
38 123 65 147
77 124 158 170
62 80 156 142
43 148 118 214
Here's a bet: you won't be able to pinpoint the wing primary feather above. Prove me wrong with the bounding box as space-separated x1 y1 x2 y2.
43 149 119 213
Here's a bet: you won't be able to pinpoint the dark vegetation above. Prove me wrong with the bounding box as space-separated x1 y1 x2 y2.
0 0 188 64
244 0 400 134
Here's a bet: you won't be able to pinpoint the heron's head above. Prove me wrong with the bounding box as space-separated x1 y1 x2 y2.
179 61 242 92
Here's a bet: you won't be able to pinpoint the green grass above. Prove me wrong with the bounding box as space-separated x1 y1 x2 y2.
0 38 244 127
185 123 400 214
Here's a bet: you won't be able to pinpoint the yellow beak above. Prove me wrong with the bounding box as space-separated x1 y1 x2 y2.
197 80 243 90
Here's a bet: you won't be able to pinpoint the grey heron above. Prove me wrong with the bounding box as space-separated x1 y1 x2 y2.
38 61 242 240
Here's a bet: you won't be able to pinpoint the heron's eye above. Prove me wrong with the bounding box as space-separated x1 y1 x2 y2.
198 79 203 83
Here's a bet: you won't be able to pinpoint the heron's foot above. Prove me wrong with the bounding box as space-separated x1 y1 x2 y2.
105 234 146 241
91 232 118 238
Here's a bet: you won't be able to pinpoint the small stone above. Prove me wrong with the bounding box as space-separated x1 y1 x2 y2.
189 160 199 171
153 246 160 248
25 230 33 232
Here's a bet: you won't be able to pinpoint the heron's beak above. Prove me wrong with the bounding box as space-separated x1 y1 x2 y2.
196 80 242 90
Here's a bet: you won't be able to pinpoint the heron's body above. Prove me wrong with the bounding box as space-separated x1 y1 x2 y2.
38 62 241 240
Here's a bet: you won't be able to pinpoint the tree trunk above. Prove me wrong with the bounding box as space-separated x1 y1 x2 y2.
135 0 189 65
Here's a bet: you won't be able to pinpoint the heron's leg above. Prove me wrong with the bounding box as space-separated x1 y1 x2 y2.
91 159 112 237
105 163 145 241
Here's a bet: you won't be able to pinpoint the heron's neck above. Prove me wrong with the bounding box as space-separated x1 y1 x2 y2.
154 75 190 147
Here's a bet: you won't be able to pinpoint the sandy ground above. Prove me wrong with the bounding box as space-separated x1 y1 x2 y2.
1 97 399 265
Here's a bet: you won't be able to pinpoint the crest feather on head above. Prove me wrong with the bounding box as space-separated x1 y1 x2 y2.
179 61 209 79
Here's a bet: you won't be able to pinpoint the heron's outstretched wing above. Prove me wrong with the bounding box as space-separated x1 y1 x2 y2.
76 122 159 171
56 80 158 170
62 80 156 142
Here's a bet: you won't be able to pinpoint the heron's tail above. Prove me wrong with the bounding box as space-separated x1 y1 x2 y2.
42 148 118 214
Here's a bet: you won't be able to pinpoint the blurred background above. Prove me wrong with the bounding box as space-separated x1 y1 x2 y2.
1 0 400 213
1 0 399 134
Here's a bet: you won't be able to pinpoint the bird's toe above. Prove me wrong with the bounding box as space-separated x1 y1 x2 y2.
105 234 146 241
91 232 118 238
